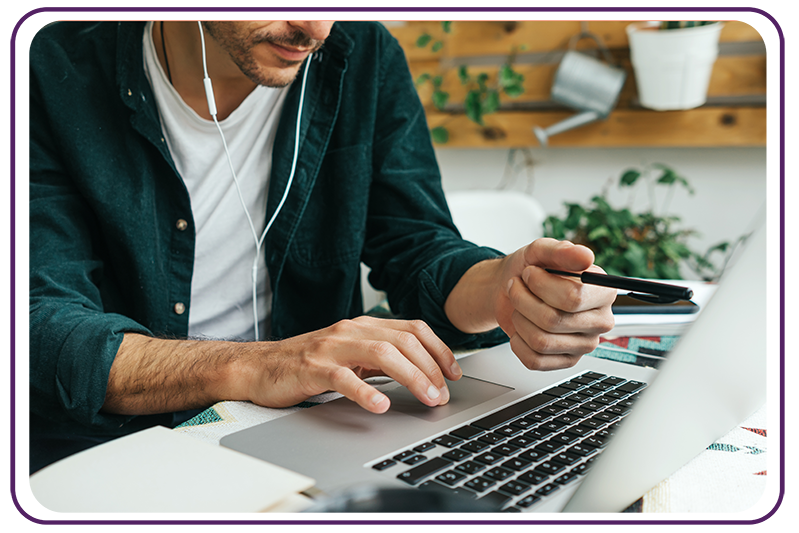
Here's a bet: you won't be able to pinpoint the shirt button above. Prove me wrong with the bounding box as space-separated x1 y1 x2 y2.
173 302 186 315
175 219 188 231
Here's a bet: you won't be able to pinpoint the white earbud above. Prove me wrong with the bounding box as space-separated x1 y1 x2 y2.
196 21 312 341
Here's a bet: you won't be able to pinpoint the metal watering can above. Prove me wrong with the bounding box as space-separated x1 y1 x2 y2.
533 32 626 147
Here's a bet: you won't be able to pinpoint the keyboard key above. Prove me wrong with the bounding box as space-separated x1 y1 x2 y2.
593 411 620 423
461 440 491 453
518 471 549 486
479 491 512 509
516 494 541 508
397 457 451 485
502 457 533 472
478 433 507 446
528 427 554 440
455 460 486 475
551 432 580 446
493 443 521 456
554 472 579 485
510 418 536 430
485 466 514 481
533 440 565 455
601 376 626 386
418 480 478 500
571 375 599 386
475 451 504 465
450 425 484 440
393 450 416 461
541 404 567 415
403 454 427 465
559 381 583 390
524 410 553 423
413 442 436 453
568 443 598 457
564 425 593 438
465 476 496 493
543 386 573 398
518 449 549 463
534 483 561 497
534 461 566 476
581 401 604 411
442 449 472 462
617 381 646 393
550 451 580 466
433 435 463 448
471 394 551 431
435 469 467 486
582 436 607 449
578 418 606 430
372 459 396 471
509 435 537 448
499 480 532 496
496 425 524 437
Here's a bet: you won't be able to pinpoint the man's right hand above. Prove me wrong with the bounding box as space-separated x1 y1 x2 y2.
103 317 462 416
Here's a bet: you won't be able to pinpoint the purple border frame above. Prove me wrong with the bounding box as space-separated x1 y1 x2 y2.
9 7 786 525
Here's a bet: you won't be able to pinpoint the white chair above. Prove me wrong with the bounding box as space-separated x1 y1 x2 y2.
361 190 546 311
444 189 547 254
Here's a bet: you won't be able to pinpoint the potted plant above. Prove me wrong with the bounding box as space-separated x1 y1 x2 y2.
542 163 739 281
626 21 724 111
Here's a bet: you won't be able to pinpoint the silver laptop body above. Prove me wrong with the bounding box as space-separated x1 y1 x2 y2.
221 217 767 513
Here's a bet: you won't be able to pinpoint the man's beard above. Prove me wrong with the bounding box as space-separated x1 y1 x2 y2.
202 22 325 88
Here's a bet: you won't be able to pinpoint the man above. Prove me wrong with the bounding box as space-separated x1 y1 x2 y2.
29 20 615 473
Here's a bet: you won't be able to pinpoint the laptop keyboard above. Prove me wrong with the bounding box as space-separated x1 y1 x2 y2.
368 371 647 511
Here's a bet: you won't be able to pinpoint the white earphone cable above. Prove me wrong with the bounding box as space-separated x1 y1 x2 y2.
196 21 311 341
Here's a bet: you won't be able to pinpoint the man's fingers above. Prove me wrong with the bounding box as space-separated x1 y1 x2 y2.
508 275 615 332
508 333 583 371
523 238 596 273
328 366 391 414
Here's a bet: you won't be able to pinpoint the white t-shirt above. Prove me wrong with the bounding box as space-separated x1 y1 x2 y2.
142 22 290 340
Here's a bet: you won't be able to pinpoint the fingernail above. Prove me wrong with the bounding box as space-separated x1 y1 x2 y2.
439 386 450 404
427 385 440 400
507 278 513 293
451 362 463 377
522 268 530 284
372 393 387 407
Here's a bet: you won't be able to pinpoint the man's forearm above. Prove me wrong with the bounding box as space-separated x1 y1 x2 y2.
102 333 250 416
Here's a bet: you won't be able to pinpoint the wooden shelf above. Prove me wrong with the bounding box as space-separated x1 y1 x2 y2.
387 21 767 148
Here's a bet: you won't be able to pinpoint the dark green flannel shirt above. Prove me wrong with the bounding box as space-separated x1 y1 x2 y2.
29 21 507 450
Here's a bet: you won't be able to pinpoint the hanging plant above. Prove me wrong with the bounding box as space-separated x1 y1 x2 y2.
413 22 526 144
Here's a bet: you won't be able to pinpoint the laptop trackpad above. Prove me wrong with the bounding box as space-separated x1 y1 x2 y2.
382 376 514 422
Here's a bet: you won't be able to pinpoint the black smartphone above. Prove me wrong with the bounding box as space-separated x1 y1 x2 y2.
611 293 699 314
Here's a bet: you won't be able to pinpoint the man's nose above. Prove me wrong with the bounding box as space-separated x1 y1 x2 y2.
288 21 334 42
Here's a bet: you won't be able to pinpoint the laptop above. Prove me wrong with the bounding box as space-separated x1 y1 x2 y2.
221 215 768 513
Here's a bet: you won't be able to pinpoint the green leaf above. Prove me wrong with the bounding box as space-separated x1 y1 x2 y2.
657 168 677 185
477 72 489 89
587 226 611 241
458 65 470 85
431 90 449 110
430 126 449 144
416 33 432 47
431 41 444 53
504 84 524 98
441 21 452 33
432 75 443 88
565 204 585 229
465 91 483 125
414 73 431 86
620 169 641 187
481 89 500 115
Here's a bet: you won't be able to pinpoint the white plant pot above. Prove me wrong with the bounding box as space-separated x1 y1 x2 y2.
626 21 724 111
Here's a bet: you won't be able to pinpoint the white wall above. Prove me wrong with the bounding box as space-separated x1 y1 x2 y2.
436 146 766 280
